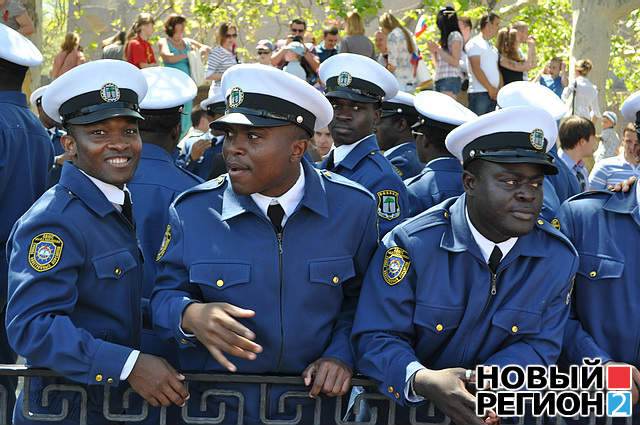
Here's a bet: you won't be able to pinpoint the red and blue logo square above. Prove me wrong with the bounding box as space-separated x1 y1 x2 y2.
607 365 632 417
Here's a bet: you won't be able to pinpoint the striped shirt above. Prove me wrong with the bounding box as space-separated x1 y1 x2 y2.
206 45 238 93
434 31 463 81
589 154 640 190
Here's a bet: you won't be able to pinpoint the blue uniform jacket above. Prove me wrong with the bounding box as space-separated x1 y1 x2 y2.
128 142 203 330
556 189 640 366
6 163 142 423
319 134 409 236
351 194 578 406
548 147 581 202
182 133 222 179
384 141 424 180
46 128 65 188
1 91 54 304
404 157 464 217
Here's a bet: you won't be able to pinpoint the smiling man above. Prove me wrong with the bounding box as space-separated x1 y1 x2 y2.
351 106 578 424
151 63 378 424
319 53 408 236
6 60 189 424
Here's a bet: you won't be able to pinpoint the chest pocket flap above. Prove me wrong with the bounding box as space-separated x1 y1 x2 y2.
309 256 356 286
414 305 464 334
189 262 251 290
92 249 137 280
492 309 541 336
577 252 624 280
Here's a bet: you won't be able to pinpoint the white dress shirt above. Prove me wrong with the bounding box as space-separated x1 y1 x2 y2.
250 163 305 226
332 135 371 166
404 206 518 401
79 170 139 380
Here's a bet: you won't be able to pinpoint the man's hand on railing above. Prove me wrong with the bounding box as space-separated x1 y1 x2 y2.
127 353 189 407
181 302 263 372
302 357 353 398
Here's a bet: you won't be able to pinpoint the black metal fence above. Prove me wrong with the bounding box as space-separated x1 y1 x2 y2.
0 365 632 425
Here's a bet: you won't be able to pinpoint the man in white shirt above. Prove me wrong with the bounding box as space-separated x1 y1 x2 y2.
466 12 502 115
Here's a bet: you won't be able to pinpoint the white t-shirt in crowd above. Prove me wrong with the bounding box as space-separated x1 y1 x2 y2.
465 35 500 93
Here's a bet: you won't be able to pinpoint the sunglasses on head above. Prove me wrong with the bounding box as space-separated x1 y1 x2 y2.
225 33 238 39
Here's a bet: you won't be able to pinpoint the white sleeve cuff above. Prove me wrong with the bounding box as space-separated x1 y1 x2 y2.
120 350 140 380
405 361 427 402
179 320 196 338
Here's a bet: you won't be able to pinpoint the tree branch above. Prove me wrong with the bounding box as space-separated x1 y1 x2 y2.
498 0 539 21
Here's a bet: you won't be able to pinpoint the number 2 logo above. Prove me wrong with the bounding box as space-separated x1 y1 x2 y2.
607 392 632 417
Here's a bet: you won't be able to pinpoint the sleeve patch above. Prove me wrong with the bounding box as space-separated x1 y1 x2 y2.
28 233 63 272
156 225 172 261
377 190 401 220
382 247 411 286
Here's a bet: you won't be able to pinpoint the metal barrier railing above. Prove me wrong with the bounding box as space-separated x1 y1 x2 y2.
0 365 632 425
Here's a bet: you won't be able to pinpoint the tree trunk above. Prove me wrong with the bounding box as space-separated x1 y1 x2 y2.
21 0 42 97
569 0 639 117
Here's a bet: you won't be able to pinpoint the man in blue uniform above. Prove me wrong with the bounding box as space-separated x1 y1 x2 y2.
318 53 408 236
376 91 424 179
404 90 476 217
151 64 378 424
351 106 578 425
0 23 53 423
6 59 189 424
128 66 204 424
556 91 640 422
30 84 70 187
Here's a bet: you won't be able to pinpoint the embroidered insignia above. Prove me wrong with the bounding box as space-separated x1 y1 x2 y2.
382 247 411 286
551 218 561 230
156 225 172 261
337 71 352 87
529 128 545 151
377 190 401 220
228 87 244 108
28 233 63 272
393 165 403 177
100 83 120 102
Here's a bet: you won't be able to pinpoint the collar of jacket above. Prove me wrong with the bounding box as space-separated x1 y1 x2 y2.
332 134 380 171
58 162 122 218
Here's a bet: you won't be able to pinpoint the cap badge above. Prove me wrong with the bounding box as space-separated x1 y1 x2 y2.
337 71 352 87
530 128 545 150
228 87 244 108
100 83 121 103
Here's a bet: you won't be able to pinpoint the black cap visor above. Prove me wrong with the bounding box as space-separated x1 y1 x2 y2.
325 88 380 103
66 107 144 125
210 112 291 131
465 150 559 175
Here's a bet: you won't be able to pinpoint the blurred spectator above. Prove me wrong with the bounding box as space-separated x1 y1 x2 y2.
496 25 536 85
428 6 463 99
589 123 640 189
339 11 376 59
312 126 334 158
125 13 157 68
534 56 568 97
282 42 307 80
374 29 388 67
315 26 339 63
158 13 210 137
256 39 274 66
512 21 537 78
52 32 86 79
379 11 420 92
466 12 501 115
271 18 320 74
101 31 126 60
303 31 316 46
558 115 597 191
593 111 620 163
562 59 601 125
206 22 239 96
0 0 34 35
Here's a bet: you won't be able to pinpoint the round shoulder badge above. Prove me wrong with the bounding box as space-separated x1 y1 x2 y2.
382 246 411 286
337 71 352 87
156 224 172 261
228 87 244 108
100 83 121 103
529 128 545 150
28 233 63 272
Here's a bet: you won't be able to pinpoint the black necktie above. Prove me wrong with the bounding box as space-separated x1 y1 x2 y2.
488 245 502 274
122 190 134 225
267 202 285 233
325 150 335 171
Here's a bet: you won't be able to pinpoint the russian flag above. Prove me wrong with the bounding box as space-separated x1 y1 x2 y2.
414 15 427 38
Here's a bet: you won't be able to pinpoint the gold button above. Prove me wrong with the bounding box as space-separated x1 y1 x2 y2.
52 164 57 168
537 219 544 225
68 191 73 195
95 374 103 382
180 338 187 344
512 325 518 333
370 152 375 155
387 386 394 393
324 171 332 177
216 279 224 287
114 268 122 276
217 176 224 183
589 271 596 278
332 276 339 284
435 324 444 332
107 378 114 384
395 392 400 399
443 212 449 219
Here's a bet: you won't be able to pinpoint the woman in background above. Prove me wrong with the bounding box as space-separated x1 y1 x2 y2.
379 11 419 93
125 13 156 68
496 25 536 85
101 31 126 60
52 32 86 78
339 11 376 59
205 22 239 96
562 59 601 125
428 6 463 98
